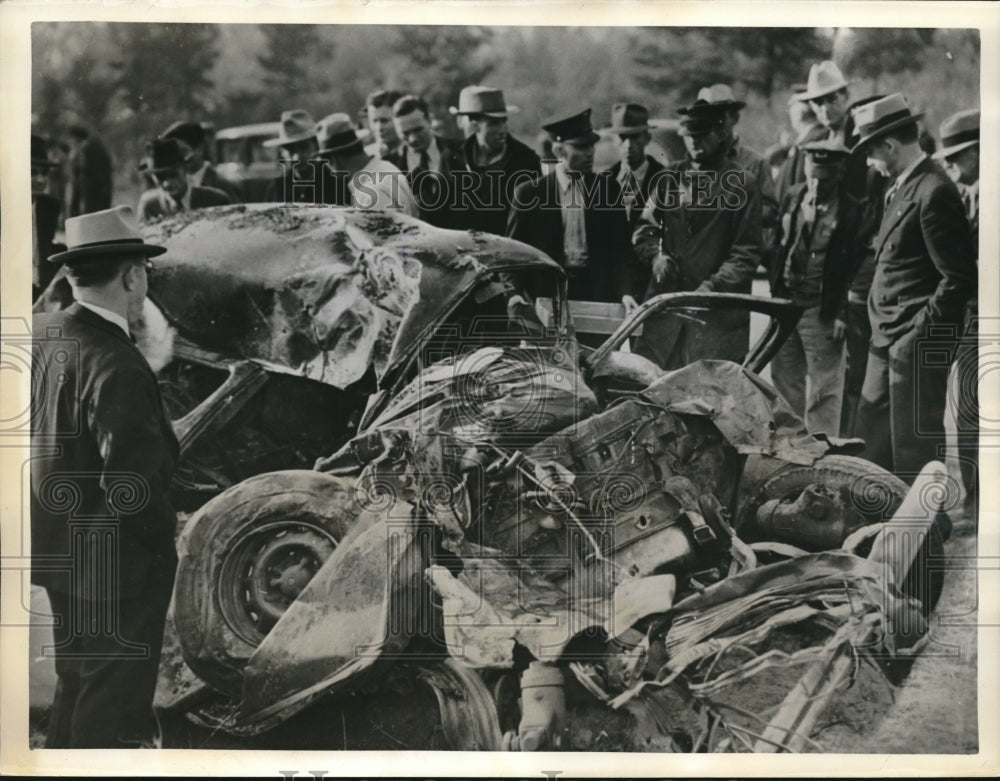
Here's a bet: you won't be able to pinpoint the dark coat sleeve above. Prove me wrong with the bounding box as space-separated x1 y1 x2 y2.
699 170 762 293
911 180 977 334
89 362 178 554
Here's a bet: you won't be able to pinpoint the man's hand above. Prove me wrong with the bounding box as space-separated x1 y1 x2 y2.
506 293 531 320
832 318 848 342
622 295 639 315
652 252 680 286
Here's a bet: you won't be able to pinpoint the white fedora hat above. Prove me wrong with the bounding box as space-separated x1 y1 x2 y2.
48 205 166 265
797 61 852 102
933 109 980 159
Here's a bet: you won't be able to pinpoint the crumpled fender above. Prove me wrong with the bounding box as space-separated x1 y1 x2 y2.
233 502 424 732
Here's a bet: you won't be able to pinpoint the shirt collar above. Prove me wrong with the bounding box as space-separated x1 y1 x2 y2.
555 162 584 193
189 161 209 188
894 152 927 188
618 157 650 185
408 139 441 170
77 300 130 337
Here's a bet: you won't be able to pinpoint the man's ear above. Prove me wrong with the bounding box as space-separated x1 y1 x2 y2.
121 262 139 292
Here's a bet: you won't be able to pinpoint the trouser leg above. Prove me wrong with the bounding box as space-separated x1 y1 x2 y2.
799 307 846 437
887 330 950 479
44 588 82 749
68 568 174 748
841 299 871 436
771 319 807 419
856 347 892 472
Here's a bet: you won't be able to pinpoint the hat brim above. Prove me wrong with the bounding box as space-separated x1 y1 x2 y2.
607 124 650 136
850 112 924 153
317 139 366 156
679 101 746 114
49 241 167 265
31 159 60 169
933 138 979 160
679 124 724 137
557 131 601 145
262 130 318 148
797 80 852 102
449 106 519 117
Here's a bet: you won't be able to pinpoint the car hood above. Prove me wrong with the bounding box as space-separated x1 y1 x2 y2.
143 204 560 389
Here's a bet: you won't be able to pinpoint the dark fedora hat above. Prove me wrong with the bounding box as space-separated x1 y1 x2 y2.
850 93 924 153
678 104 726 136
31 135 58 168
607 103 650 136
542 108 600 145
315 112 365 156
48 205 166 265
138 137 191 175
161 120 206 150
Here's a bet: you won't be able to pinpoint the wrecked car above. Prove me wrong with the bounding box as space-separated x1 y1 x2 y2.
131 204 943 751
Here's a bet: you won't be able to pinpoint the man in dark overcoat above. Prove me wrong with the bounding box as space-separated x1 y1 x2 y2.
32 135 65 300
852 94 977 478
631 106 762 369
450 85 541 236
31 205 179 747
67 125 112 217
161 120 241 203
137 138 231 222
506 108 635 311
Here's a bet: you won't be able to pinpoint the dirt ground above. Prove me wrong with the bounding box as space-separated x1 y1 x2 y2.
28 528 979 753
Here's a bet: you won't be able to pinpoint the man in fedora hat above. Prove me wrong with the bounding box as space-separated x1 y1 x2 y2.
449 85 540 235
32 134 67 300
362 89 404 161
31 205 179 747
264 109 346 205
605 103 667 227
604 102 666 301
315 112 417 216
851 93 976 478
507 108 634 331
631 107 762 369
160 120 241 203
137 137 231 222
770 137 870 436
775 83 827 203
934 108 980 522
682 85 776 217
390 94 465 228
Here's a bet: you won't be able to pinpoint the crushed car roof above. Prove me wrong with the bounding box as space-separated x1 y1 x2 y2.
142 204 562 389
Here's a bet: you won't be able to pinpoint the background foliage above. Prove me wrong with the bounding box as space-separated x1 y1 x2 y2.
32 24 980 206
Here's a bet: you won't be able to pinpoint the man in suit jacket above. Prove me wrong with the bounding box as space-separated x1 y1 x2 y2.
604 104 669 288
138 137 231 222
391 94 466 228
32 206 179 747
934 108 980 520
852 94 977 478
161 120 241 203
632 107 762 369
506 108 635 320
450 85 541 236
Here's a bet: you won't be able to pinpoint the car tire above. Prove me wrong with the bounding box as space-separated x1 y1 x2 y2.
173 470 363 698
735 454 944 613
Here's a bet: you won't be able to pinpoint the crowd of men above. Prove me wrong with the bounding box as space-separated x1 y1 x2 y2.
29 57 979 748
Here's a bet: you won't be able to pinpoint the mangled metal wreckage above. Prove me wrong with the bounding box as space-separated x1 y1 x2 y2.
135 205 945 751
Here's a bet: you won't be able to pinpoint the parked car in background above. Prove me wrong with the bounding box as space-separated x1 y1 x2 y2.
214 122 282 202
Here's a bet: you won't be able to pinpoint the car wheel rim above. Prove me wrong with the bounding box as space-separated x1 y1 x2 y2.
218 521 337 646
